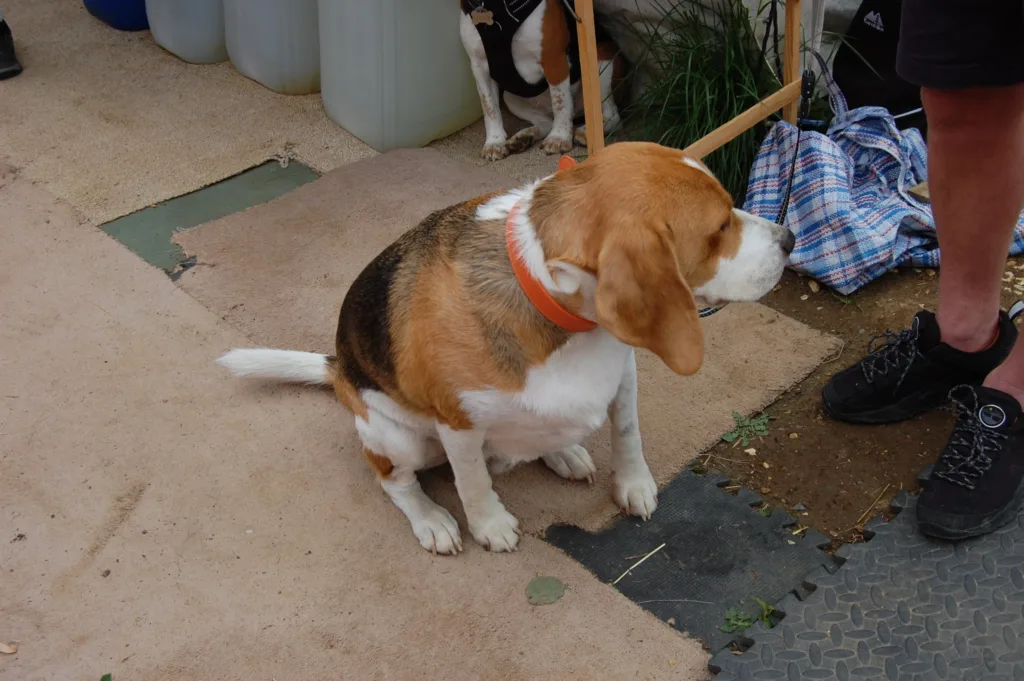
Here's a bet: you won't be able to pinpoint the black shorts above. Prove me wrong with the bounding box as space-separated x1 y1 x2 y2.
897 0 1024 89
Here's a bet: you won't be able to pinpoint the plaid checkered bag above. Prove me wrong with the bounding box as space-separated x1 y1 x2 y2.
743 54 1024 295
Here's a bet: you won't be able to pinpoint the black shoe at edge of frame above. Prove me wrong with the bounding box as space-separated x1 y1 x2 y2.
0 21 23 81
822 302 1024 425
917 385 1024 540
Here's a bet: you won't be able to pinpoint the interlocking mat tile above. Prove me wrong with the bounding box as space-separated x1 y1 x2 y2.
709 483 1024 680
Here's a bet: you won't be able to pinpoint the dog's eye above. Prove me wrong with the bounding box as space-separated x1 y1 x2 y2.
719 222 729 232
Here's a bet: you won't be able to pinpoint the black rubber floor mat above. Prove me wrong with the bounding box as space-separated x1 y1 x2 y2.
709 480 1024 679
545 470 838 653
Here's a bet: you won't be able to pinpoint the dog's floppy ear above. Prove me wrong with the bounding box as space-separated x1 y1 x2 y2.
594 223 704 376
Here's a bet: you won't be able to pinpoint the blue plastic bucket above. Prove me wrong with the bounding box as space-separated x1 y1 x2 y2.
83 0 149 31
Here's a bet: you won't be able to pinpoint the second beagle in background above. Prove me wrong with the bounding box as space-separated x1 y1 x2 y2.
217 143 796 556
460 0 625 160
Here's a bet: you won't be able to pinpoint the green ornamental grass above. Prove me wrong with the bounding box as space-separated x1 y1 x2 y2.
620 0 782 202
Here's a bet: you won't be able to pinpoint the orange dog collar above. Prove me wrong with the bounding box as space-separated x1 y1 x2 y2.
506 200 597 334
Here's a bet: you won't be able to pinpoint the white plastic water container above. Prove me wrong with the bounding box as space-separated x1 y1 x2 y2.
318 0 482 152
224 0 320 95
146 0 228 64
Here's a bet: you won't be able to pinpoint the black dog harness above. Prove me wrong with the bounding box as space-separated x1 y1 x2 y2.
461 0 611 99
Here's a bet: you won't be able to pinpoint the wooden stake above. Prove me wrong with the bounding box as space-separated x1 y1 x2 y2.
574 0 605 154
573 0 803 160
684 80 801 160
782 0 802 124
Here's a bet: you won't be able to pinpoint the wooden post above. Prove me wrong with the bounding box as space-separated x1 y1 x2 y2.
574 0 605 154
782 0 802 124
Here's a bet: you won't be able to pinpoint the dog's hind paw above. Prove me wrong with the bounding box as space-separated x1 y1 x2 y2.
542 445 596 484
507 126 542 154
573 126 588 148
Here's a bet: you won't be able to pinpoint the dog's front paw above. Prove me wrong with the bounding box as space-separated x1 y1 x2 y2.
481 140 509 161
469 499 521 552
540 134 573 155
542 445 596 483
412 507 463 556
613 465 658 520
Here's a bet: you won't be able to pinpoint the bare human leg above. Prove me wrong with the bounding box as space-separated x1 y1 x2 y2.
927 85 1024 359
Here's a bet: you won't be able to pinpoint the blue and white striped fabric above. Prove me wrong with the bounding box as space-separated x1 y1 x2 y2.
743 58 1024 295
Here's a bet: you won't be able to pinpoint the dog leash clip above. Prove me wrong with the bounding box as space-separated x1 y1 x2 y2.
799 69 815 120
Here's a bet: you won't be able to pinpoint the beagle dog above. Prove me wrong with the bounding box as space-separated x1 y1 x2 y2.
218 142 795 555
460 0 625 160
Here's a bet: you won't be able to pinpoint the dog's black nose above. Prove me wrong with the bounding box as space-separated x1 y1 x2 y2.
781 230 796 256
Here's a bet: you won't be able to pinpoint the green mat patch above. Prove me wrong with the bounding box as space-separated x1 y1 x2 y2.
102 160 319 273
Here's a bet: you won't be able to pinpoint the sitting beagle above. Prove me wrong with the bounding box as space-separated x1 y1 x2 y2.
218 142 795 555
460 0 625 160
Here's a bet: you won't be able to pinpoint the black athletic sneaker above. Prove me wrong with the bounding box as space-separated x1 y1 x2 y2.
0 20 23 81
917 385 1024 540
822 307 1021 424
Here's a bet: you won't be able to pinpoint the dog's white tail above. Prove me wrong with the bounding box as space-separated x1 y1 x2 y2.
216 348 333 385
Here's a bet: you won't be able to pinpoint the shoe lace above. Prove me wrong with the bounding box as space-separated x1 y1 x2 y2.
861 324 921 387
934 386 1007 490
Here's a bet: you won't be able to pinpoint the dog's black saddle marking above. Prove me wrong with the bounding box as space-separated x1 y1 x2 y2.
461 0 611 100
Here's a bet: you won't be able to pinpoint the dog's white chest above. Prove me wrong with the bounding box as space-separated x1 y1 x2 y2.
461 330 631 457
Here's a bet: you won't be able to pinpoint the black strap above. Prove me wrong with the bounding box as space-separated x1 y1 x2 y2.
463 0 549 99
